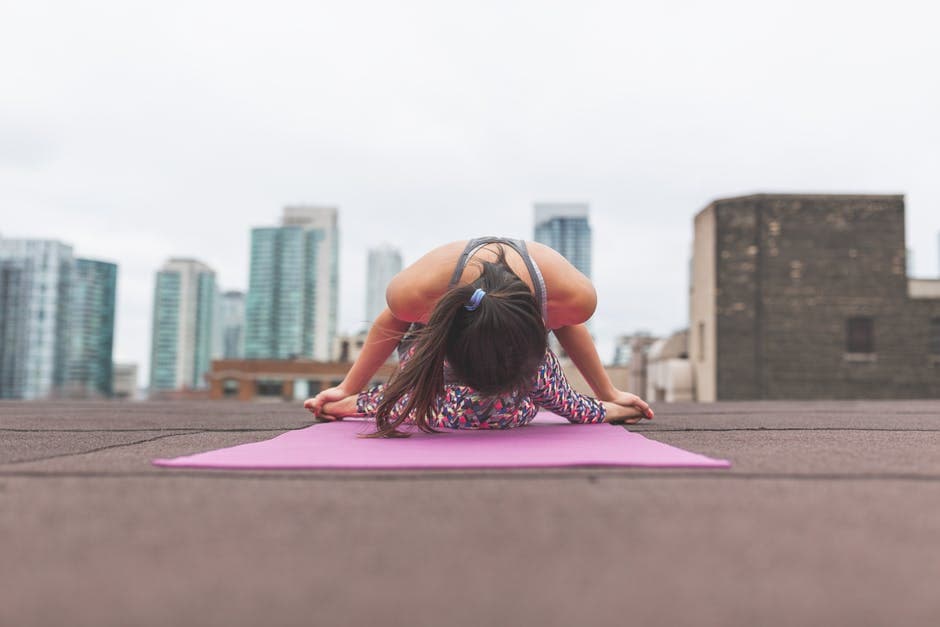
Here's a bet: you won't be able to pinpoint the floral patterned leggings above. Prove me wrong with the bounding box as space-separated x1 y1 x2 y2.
356 348 607 429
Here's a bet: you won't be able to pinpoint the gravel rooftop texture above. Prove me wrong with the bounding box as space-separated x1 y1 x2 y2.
2 399 940 627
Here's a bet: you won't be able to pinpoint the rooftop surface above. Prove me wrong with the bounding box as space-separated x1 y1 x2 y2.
3 399 940 627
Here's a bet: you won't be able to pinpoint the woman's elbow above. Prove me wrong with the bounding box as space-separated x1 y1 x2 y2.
576 286 597 323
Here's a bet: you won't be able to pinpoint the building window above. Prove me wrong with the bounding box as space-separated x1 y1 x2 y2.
846 317 874 353
256 379 284 397
222 379 239 397
930 318 940 355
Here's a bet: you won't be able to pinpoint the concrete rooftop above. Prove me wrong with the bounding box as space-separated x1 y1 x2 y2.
2 399 940 627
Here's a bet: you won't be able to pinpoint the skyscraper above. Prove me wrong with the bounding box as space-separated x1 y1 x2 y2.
245 206 338 361
0 238 117 399
149 258 218 392
365 244 402 325
533 203 592 278
220 290 246 358
64 258 118 397
0 238 74 399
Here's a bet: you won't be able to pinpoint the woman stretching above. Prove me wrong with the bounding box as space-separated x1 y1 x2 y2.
304 237 654 437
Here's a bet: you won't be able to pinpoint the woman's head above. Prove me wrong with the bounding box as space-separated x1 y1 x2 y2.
440 258 547 395
372 246 547 437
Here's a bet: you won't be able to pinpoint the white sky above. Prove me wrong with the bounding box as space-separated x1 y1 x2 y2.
2 0 939 384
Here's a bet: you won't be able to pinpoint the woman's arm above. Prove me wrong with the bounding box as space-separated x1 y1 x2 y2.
554 324 653 418
340 307 412 392
305 244 465 417
304 307 412 417
528 242 653 419
553 323 617 400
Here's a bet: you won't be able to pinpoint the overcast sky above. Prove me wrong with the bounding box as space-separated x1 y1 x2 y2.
2 0 939 384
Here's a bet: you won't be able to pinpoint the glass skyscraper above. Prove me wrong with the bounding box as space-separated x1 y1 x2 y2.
245 206 338 361
220 290 246 358
149 258 218 392
0 239 74 399
64 258 118 397
533 202 592 279
365 244 402 326
0 238 117 399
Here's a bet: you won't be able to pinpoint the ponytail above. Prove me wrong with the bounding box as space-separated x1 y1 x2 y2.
370 284 480 437
369 245 546 438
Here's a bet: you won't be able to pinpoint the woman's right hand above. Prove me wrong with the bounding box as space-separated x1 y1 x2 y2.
602 395 654 425
303 386 351 419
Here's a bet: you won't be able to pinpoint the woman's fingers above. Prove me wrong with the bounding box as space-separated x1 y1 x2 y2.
603 402 646 424
629 396 654 419
303 387 350 417
613 392 654 419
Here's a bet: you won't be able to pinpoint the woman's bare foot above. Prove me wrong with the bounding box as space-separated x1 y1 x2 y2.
319 394 362 421
602 401 651 425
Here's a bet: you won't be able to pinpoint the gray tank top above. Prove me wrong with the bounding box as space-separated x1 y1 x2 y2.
447 237 549 323
397 237 549 366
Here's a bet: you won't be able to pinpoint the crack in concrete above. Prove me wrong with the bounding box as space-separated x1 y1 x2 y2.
1 432 207 465
3 469 940 483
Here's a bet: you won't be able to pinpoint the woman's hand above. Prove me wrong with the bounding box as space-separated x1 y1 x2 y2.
303 386 351 420
602 390 654 424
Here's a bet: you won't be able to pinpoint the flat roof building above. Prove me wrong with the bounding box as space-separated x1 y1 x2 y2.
689 194 940 401
207 359 395 402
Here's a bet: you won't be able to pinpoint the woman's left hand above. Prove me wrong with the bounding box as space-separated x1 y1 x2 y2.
304 385 351 419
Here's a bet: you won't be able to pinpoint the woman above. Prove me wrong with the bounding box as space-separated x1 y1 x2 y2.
304 237 653 436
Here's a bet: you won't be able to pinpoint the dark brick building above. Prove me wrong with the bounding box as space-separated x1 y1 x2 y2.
690 194 940 400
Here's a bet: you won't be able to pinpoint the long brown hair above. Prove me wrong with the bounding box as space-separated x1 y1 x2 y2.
371 246 547 437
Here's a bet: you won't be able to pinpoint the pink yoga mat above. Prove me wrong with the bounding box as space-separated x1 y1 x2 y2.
153 411 730 470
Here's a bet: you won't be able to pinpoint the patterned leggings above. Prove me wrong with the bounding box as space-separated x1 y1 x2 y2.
356 348 606 429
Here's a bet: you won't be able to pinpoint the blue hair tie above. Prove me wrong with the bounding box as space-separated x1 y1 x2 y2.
464 288 486 311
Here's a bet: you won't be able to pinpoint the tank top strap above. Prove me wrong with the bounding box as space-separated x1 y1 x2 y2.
448 236 548 323
447 237 490 287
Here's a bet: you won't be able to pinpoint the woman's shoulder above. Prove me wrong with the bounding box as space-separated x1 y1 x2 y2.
385 240 470 322
525 241 591 290
525 241 597 327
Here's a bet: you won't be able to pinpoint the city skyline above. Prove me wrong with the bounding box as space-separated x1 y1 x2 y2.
3 1 939 387
4 212 940 390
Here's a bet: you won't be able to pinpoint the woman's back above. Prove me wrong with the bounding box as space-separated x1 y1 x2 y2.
386 238 596 330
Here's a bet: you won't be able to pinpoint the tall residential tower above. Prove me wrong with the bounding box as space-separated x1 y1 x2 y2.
533 203 592 278
0 237 118 399
65 258 118 397
365 244 402 326
149 258 218 392
0 238 73 399
245 206 339 361
220 290 246 358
